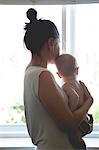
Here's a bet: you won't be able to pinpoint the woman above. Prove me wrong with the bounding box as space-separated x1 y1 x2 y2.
23 8 93 150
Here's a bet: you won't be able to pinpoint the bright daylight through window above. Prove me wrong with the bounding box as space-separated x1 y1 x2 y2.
0 5 62 125
0 4 99 126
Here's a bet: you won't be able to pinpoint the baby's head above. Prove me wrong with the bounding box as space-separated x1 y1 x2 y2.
55 54 78 77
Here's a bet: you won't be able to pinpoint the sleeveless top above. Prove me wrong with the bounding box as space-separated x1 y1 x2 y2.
24 66 74 150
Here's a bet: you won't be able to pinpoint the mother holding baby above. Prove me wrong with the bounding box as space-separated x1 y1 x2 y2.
23 8 93 150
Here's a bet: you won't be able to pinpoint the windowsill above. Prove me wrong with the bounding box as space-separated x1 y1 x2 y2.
0 124 99 148
0 137 34 148
0 137 99 148
84 137 99 148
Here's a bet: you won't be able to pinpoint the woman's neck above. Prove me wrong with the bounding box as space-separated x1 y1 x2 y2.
30 55 47 68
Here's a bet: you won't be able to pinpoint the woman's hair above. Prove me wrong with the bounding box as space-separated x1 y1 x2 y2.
24 8 59 56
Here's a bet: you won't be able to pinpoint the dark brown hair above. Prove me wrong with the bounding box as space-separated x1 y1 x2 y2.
24 8 59 56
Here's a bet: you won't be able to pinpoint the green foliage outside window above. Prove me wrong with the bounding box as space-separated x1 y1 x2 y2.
6 102 25 124
93 104 99 123
6 102 99 124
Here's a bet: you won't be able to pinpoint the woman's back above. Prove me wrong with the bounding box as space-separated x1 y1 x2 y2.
24 66 74 149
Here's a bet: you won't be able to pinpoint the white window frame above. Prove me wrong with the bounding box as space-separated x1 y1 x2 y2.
64 4 99 141
0 0 99 5
0 124 99 138
0 4 99 148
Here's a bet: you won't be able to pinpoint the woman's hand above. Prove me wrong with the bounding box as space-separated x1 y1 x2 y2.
79 80 93 103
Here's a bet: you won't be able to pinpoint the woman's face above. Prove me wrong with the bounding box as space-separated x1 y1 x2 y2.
48 38 60 64
54 38 60 57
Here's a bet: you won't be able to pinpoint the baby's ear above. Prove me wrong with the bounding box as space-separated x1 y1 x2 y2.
56 72 62 78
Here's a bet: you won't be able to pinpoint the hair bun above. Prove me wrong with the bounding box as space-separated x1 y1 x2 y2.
26 8 37 22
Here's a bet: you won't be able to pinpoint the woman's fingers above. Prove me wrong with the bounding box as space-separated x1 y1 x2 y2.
79 80 93 99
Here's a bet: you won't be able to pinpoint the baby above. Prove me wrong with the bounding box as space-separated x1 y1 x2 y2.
55 54 93 150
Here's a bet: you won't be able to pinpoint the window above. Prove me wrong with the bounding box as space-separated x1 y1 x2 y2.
0 5 62 125
66 4 99 124
0 4 99 140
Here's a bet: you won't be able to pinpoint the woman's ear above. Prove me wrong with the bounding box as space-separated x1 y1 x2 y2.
75 67 79 75
47 38 54 50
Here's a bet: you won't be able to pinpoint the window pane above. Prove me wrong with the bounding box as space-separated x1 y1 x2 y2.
66 4 99 124
0 5 62 124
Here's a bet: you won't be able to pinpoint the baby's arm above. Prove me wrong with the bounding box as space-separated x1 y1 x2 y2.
62 84 79 112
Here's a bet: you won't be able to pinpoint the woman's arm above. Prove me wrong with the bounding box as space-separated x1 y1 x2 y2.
39 71 93 131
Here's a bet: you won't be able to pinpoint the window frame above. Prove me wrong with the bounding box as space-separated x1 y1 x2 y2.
0 0 99 5
0 124 99 148
64 4 99 139
0 124 99 138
